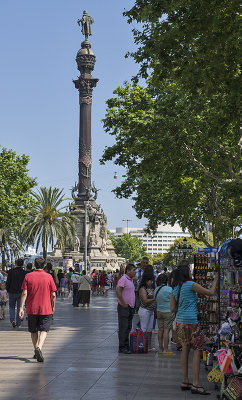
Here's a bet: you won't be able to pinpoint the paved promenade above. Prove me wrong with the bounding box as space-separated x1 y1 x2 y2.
0 291 218 400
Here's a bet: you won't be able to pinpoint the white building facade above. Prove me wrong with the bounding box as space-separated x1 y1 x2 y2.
109 223 190 256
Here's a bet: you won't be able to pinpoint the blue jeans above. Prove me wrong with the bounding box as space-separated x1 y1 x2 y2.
72 283 79 307
9 293 22 326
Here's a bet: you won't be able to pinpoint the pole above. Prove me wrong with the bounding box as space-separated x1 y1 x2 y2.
84 202 88 271
122 219 132 234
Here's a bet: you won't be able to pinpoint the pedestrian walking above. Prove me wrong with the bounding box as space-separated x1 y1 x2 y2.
67 267 73 292
104 273 110 297
78 270 91 307
170 260 218 394
71 265 81 307
19 257 56 363
113 269 119 289
0 282 8 319
45 262 58 286
57 269 64 297
116 263 136 354
6 258 26 328
25 263 33 273
60 273 68 299
108 272 113 289
91 269 98 295
99 271 105 295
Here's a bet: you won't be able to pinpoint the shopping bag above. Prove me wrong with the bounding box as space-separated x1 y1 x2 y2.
207 363 223 384
130 329 148 354
217 349 233 373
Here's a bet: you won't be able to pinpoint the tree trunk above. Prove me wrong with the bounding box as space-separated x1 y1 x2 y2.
43 247 47 260
2 233 6 271
212 226 219 248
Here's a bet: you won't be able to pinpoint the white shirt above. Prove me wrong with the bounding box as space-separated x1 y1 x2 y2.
71 272 80 284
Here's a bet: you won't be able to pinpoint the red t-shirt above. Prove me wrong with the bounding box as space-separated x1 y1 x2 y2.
21 269 57 315
99 274 105 286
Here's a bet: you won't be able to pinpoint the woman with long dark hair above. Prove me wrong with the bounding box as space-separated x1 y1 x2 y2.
138 272 156 350
170 260 218 395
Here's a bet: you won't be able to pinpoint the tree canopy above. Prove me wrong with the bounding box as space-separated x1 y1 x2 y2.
110 233 148 262
101 0 241 246
0 146 37 230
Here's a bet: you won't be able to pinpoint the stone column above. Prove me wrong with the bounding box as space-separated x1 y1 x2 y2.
73 40 98 201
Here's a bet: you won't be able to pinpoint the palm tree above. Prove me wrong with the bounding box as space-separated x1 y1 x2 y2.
22 187 76 259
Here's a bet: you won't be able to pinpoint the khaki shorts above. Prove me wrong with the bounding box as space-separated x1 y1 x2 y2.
157 311 175 329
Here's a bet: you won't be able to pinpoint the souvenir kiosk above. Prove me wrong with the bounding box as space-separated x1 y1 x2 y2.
194 242 242 399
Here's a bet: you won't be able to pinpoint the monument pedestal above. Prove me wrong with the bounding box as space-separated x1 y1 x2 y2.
63 195 124 271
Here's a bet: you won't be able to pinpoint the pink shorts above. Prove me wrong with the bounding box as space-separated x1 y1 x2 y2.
176 323 206 350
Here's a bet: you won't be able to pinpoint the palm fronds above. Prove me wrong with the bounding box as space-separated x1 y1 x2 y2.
22 187 76 258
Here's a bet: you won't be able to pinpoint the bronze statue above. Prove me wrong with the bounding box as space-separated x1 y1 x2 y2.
91 183 100 201
71 182 79 200
78 10 94 40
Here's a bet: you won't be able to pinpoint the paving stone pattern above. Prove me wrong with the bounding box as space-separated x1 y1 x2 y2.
0 291 219 400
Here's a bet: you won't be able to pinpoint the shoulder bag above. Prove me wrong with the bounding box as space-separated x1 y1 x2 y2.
154 284 165 319
174 283 183 315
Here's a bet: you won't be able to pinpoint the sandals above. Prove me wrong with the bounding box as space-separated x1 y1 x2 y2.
191 385 211 395
181 382 192 391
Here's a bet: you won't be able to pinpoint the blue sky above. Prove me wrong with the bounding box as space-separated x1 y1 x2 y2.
0 0 148 230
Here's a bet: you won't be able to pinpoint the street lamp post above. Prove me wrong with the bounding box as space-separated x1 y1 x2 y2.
172 238 193 265
122 219 132 234
181 238 193 259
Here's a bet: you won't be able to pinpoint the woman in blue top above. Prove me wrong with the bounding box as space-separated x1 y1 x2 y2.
170 260 218 395
154 273 174 354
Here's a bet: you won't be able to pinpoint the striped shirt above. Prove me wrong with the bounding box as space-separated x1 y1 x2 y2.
172 281 198 324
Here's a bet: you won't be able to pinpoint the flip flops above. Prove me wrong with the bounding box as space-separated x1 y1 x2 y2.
191 385 211 395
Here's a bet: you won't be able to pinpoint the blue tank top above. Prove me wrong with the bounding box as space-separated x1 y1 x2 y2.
172 281 198 324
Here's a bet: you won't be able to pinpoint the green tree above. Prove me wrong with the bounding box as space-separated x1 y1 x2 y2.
124 0 240 125
151 253 165 266
111 233 147 262
0 147 37 229
101 81 241 246
22 187 76 260
0 147 37 269
100 0 241 246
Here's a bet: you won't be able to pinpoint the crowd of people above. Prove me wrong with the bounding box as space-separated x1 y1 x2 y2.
0 255 218 395
116 257 218 395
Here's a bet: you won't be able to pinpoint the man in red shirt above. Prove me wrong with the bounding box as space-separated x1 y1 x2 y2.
19 257 56 362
